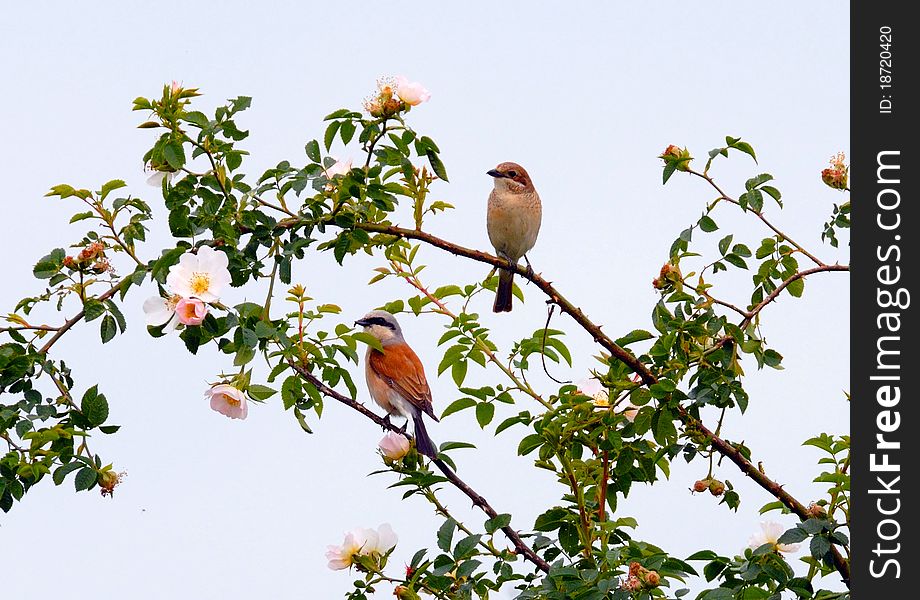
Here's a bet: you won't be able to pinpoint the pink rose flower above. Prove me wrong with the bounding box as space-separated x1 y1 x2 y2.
205 384 248 420
378 432 411 460
324 157 353 179
175 297 207 326
395 76 431 106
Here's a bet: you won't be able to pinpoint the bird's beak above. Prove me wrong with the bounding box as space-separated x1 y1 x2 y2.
354 319 371 327
487 169 506 178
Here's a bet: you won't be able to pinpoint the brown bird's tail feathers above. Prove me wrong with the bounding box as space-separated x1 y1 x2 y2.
493 269 515 313
412 413 438 459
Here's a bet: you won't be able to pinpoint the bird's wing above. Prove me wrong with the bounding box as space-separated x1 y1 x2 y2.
368 345 437 420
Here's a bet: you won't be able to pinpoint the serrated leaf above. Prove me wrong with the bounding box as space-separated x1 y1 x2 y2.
52 461 83 486
248 384 277 400
484 513 511 534
305 139 321 162
163 141 186 170
786 277 805 298
441 397 476 419
426 149 449 182
437 518 456 552
352 331 384 352
99 179 127 200
699 215 718 232
74 467 97 491
33 248 66 279
281 375 303 410
100 314 117 343
810 535 831 559
615 329 654 346
324 120 341 151
81 386 109 426
475 402 494 428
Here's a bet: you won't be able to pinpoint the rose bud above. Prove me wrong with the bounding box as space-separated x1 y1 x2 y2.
708 479 726 496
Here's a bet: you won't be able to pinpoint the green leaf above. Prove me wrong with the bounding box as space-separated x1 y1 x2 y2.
352 331 384 352
475 402 495 428
33 248 66 279
615 329 654 346
761 185 782 206
686 550 719 561
758 500 786 514
718 234 733 256
281 375 303 410
81 385 109 426
437 518 456 552
100 315 117 343
441 397 476 419
83 298 106 322
698 215 718 232
484 513 511 534
652 407 677 445
723 254 748 269
74 467 97 491
248 384 277 400
786 278 805 298
340 121 356 145
518 433 543 456
810 535 831 559
163 141 186 170
453 534 481 559
324 120 341 151
99 179 127 200
69 211 95 223
777 527 808 544
426 149 449 182
52 461 83 486
729 139 757 163
662 161 677 184
305 139 321 162
451 359 468 387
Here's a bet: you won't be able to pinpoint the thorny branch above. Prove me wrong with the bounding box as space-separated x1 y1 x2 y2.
288 361 551 573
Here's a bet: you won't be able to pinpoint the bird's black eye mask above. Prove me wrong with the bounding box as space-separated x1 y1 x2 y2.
355 317 396 330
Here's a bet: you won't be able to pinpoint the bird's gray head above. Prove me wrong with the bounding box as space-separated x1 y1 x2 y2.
354 310 404 344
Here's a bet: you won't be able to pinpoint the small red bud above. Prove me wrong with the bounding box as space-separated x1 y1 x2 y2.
693 479 709 493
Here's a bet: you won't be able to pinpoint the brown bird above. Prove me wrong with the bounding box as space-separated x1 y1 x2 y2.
486 162 542 312
355 310 439 459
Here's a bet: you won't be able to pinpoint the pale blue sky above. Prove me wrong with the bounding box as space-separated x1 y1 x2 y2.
1 2 849 598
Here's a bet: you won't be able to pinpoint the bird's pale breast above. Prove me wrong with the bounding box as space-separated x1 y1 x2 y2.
486 190 542 261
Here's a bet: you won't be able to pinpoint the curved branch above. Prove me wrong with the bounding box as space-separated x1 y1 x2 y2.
288 361 551 573
747 265 848 319
687 169 827 267
38 277 129 354
342 221 850 584
355 222 659 387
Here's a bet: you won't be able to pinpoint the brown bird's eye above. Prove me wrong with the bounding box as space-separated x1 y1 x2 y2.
508 170 518 177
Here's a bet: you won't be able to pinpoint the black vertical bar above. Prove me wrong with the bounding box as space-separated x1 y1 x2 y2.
851 2 914 596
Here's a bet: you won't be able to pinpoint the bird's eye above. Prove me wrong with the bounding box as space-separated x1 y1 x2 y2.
508 170 518 177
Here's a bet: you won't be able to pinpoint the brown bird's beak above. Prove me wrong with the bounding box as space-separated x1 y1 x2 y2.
486 169 506 178
354 318 371 327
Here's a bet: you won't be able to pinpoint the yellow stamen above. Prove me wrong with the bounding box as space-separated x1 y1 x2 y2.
189 272 211 296
221 393 240 407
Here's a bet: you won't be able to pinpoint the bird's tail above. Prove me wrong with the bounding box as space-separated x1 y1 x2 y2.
412 413 438 459
493 269 514 313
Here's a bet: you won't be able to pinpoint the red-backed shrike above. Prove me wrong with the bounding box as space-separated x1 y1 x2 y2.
486 162 542 312
355 310 439 459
